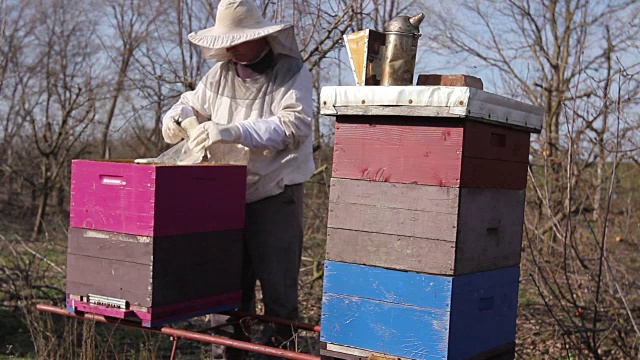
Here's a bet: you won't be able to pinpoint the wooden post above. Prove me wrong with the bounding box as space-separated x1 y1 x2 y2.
319 85 543 359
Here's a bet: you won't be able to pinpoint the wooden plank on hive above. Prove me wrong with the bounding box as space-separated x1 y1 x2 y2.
332 118 464 186
66 229 244 308
321 293 450 359
328 178 458 241
321 342 414 360
460 157 528 189
328 201 457 240
70 160 246 236
67 228 153 265
323 260 453 309
153 165 246 234
66 281 151 307
321 261 520 359
326 179 526 275
455 188 526 274
448 266 519 359
462 121 530 163
332 117 531 188
326 228 455 275
328 178 459 211
416 74 484 89
66 253 152 306
152 229 243 306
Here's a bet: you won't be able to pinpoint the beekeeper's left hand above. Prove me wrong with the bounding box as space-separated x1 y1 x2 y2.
188 121 241 153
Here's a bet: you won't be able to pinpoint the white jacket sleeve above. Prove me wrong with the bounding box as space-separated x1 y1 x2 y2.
275 67 314 150
229 67 314 151
235 116 287 150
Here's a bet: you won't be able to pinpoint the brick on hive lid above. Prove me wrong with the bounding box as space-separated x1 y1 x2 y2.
416 74 483 90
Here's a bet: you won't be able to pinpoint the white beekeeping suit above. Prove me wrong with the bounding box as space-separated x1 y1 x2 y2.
160 0 315 358
162 0 315 203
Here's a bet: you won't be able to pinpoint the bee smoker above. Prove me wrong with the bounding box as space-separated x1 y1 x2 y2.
380 13 425 86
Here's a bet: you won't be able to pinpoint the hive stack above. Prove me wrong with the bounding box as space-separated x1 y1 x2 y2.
319 86 543 359
65 160 246 327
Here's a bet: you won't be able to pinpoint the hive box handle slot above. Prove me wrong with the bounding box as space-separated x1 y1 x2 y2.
100 175 126 186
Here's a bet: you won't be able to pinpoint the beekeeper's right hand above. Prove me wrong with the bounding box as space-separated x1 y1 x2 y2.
162 104 195 144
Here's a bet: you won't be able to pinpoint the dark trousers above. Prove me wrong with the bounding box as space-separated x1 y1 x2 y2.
240 184 304 322
222 184 304 359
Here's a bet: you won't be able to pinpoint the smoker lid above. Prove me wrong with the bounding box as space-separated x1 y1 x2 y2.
319 85 544 133
384 14 424 35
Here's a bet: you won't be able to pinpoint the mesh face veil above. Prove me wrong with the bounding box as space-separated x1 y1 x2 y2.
200 27 303 100
189 0 305 100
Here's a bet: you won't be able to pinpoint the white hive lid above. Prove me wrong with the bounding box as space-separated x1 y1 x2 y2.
320 86 544 133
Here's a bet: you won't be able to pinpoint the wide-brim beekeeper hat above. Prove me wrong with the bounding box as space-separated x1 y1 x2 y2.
188 0 299 62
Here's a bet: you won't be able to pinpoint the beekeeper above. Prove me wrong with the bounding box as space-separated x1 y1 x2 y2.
161 0 314 355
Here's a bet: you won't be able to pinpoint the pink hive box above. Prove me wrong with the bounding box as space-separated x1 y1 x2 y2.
65 160 247 327
69 159 246 236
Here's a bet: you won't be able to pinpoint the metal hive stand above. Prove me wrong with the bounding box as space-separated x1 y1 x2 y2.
36 304 321 360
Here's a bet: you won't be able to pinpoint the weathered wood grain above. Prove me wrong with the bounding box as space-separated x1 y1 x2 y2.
66 280 152 307
332 119 464 186
321 293 450 359
321 261 520 360
328 177 459 211
320 342 414 360
65 228 244 307
462 121 530 163
326 228 455 275
416 74 484 90
67 228 153 265
323 260 453 309
328 202 458 240
455 188 525 274
332 117 530 189
66 254 152 305
328 179 458 241
320 341 515 360
326 179 525 275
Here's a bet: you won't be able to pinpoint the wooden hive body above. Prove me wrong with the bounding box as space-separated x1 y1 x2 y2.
65 160 247 327
319 86 542 359
321 261 519 359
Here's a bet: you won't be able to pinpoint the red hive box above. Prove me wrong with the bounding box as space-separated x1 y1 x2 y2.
65 160 247 327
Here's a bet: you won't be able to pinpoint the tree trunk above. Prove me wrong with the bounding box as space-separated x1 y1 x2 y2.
31 160 50 241
100 59 130 159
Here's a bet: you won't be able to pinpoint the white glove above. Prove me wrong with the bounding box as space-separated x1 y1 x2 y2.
236 116 287 150
188 121 242 153
162 104 195 144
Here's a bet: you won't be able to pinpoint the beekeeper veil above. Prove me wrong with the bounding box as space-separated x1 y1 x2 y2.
187 0 304 101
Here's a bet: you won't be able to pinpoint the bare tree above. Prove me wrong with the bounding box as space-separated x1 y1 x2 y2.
427 0 640 219
426 0 640 357
14 0 101 240
97 0 167 159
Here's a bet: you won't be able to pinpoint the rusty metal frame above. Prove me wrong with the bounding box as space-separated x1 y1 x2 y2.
36 304 321 360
